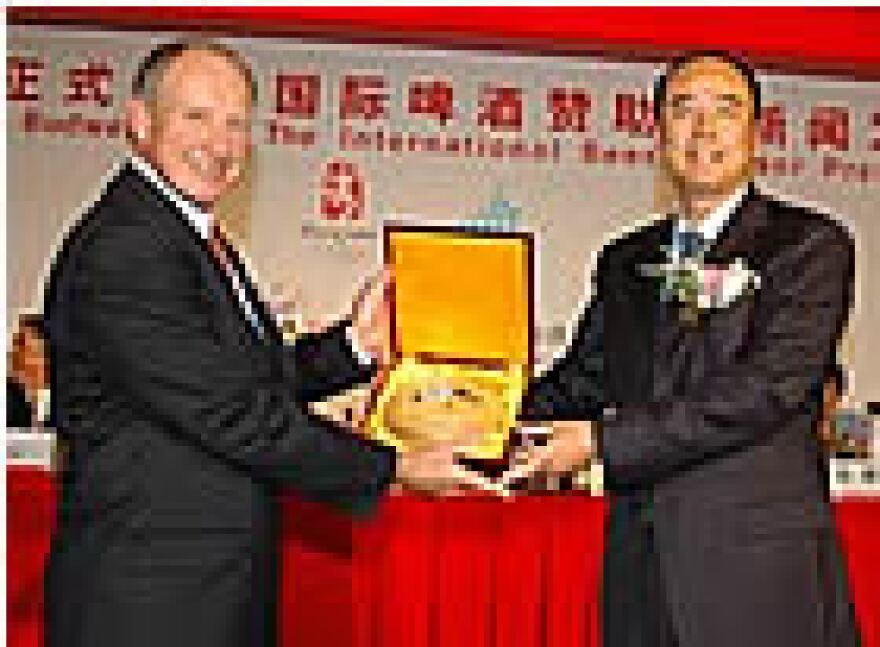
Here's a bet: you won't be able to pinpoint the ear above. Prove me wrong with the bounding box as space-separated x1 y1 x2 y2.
745 120 761 166
750 106 762 144
124 98 152 147
653 115 665 150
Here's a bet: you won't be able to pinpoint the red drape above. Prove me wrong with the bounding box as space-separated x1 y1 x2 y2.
8 467 879 647
8 8 880 79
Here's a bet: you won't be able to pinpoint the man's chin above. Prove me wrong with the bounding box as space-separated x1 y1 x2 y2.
677 174 739 197
178 181 228 208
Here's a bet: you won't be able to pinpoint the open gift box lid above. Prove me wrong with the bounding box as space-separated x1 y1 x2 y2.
386 224 534 368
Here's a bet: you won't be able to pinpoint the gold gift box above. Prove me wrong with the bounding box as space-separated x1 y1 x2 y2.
367 225 533 459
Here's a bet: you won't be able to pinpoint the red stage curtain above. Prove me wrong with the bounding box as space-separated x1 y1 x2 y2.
8 467 878 647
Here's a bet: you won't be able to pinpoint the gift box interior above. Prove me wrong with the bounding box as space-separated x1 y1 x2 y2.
368 225 534 459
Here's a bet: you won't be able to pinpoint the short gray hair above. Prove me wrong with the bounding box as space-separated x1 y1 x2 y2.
131 40 258 106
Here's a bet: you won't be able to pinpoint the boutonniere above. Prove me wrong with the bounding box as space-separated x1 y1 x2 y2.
640 250 761 324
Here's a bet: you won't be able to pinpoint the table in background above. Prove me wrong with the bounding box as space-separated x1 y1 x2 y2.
8 466 879 647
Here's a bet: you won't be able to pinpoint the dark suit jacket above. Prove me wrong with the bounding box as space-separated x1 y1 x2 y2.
7 379 33 427
521 186 860 647
43 163 395 647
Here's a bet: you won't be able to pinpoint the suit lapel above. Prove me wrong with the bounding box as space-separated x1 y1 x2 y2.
605 220 671 403
124 164 277 346
649 187 771 397
703 184 770 266
222 241 284 344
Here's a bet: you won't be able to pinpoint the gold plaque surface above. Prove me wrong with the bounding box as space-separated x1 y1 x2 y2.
368 226 533 459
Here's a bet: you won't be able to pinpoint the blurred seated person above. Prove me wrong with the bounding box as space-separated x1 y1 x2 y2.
7 313 50 428
816 365 843 449
815 364 870 458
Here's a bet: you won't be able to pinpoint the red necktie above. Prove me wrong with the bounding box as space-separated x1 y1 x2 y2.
208 222 235 275
207 223 265 336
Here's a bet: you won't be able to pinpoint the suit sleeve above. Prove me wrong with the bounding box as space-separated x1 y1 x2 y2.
283 321 375 404
519 260 607 422
70 225 394 515
600 223 854 490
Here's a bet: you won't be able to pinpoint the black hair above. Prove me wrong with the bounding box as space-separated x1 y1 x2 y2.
653 50 761 122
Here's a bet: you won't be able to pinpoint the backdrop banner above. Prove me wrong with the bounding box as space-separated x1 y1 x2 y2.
7 25 879 403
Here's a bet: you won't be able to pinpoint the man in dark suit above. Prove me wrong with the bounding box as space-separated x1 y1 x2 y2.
505 52 861 647
43 41 478 647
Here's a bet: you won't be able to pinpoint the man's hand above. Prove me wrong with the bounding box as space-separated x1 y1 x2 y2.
348 269 393 366
501 421 595 489
264 280 327 335
396 441 508 496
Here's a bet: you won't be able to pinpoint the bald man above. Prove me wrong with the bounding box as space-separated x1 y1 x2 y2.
42 41 475 647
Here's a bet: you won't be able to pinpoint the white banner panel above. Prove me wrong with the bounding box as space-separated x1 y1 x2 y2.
7 26 880 404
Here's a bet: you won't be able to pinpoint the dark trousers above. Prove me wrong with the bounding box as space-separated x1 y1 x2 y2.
602 499 679 647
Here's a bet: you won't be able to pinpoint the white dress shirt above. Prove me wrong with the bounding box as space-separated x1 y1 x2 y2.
130 155 264 336
35 388 52 426
671 183 750 259
129 156 375 364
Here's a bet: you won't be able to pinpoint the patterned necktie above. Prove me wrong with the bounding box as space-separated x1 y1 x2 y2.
676 227 705 260
208 222 234 274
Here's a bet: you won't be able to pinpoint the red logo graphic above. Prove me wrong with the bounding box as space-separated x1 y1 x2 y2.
319 159 365 222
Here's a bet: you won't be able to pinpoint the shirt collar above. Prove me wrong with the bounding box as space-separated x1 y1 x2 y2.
129 154 213 239
674 182 750 243
35 388 51 425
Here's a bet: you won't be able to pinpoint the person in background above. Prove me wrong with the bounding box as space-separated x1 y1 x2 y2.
7 312 50 428
817 364 845 453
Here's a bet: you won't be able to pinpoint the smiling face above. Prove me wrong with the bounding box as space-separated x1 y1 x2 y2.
127 49 252 207
659 57 758 199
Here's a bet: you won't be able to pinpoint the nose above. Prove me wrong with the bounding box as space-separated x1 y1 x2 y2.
205 124 236 158
200 114 245 156
692 109 717 138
